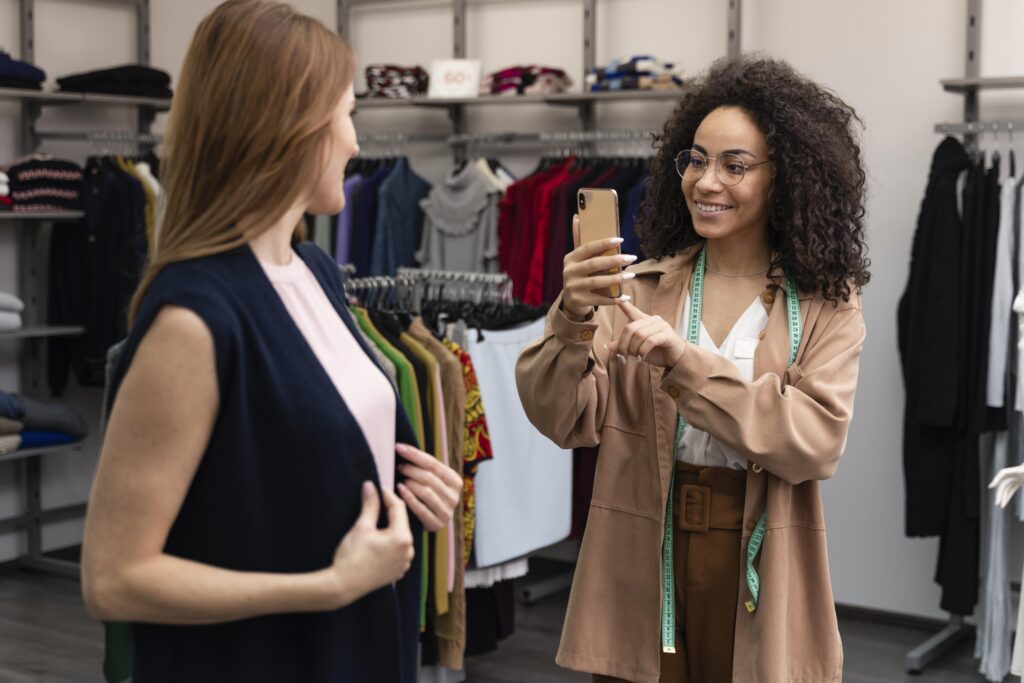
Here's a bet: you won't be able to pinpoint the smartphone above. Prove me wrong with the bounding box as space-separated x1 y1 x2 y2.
577 188 622 298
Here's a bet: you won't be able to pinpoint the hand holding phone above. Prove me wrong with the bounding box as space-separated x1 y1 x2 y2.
561 188 637 320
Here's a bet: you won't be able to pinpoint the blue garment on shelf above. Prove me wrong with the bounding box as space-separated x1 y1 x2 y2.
19 431 77 448
0 51 46 86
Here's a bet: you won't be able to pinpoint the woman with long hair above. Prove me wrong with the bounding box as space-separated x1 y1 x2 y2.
80 2 461 681
517 56 869 682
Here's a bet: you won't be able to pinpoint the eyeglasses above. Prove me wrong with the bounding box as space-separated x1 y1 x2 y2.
675 149 771 186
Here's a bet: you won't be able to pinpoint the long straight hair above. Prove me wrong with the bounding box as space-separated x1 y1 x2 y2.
129 0 355 323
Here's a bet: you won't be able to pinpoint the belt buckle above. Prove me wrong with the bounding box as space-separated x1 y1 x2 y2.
678 484 711 533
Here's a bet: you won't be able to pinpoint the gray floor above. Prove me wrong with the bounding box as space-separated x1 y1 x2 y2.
0 567 1015 683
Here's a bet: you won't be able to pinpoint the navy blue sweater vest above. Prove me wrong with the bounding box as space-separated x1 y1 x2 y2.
107 242 420 682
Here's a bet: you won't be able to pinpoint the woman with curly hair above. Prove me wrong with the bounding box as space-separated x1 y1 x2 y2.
517 56 869 682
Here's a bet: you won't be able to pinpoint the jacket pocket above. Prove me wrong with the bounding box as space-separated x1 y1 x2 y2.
603 353 649 435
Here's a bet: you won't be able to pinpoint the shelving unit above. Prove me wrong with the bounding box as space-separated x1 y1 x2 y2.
0 0 165 579
338 0 733 160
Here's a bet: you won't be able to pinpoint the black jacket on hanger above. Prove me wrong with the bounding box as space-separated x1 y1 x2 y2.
898 137 980 615
898 136 971 535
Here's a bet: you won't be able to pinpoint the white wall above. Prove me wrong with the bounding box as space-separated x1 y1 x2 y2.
2 0 1023 625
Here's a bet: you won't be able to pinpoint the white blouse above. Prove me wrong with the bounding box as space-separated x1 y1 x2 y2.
675 293 769 469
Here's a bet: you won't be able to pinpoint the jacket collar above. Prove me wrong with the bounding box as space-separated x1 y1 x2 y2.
630 242 813 301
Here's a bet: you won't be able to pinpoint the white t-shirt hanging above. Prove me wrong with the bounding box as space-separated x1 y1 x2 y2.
675 291 769 469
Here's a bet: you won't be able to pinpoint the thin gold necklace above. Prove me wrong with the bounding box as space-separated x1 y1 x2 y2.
705 265 770 278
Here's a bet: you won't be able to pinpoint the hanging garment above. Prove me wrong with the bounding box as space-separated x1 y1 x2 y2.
370 157 431 276
443 339 494 568
467 317 572 567
409 319 468 669
401 332 452 617
336 173 362 266
350 163 393 276
464 558 529 589
898 138 971 532
418 163 501 273
975 433 1014 681
964 159 1007 432
49 157 148 394
102 243 421 683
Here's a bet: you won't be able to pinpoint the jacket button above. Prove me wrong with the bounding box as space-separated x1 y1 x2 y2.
751 463 764 473
580 329 594 341
666 386 681 399
758 329 766 341
746 520 756 532
761 290 775 305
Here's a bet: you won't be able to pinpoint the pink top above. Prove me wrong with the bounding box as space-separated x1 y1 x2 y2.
259 252 397 492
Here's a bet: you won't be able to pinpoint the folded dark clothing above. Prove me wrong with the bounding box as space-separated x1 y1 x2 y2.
8 158 83 211
0 416 23 435
57 65 170 89
8 158 83 185
57 82 172 98
18 396 88 438
0 51 45 85
0 76 42 91
19 430 78 449
0 392 24 420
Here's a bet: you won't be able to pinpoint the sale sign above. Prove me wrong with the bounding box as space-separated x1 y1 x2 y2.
428 59 483 98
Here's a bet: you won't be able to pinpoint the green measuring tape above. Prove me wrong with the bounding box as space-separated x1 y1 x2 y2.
660 246 802 654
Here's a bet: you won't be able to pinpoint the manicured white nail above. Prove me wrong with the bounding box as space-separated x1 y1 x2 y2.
609 237 624 245
617 354 627 363
621 254 638 263
621 272 636 280
617 295 632 302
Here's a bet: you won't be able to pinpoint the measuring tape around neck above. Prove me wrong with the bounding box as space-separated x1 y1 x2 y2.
660 245 802 654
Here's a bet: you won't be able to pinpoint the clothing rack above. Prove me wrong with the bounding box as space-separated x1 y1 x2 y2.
347 267 512 315
357 132 450 145
935 120 1024 136
911 0 1024 673
35 129 163 153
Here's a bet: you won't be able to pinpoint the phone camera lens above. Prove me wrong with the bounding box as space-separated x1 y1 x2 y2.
579 194 586 210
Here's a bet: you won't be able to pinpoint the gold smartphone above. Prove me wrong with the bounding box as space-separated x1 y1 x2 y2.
577 188 622 298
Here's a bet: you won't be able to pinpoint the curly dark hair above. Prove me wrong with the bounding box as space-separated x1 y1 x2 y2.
637 55 870 302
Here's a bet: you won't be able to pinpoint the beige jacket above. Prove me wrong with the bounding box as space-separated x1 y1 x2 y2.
515 246 865 682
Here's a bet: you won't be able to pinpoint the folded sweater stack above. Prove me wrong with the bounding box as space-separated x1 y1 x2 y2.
0 291 23 332
0 390 88 455
586 55 684 92
480 65 572 96
7 155 84 213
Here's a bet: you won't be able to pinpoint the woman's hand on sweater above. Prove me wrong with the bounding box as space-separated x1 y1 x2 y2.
608 300 687 369
561 214 638 321
330 482 414 607
396 443 463 532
